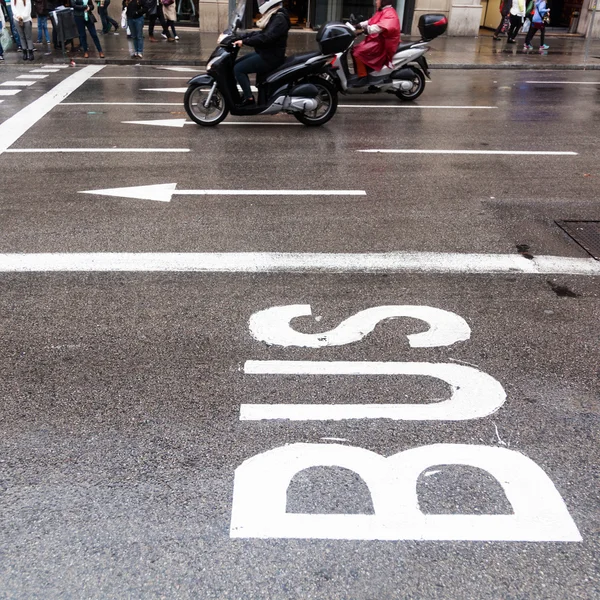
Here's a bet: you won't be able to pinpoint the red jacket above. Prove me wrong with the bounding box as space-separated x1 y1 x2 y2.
353 6 401 71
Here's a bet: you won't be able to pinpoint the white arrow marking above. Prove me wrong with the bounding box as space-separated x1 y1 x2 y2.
121 118 301 127
80 183 367 202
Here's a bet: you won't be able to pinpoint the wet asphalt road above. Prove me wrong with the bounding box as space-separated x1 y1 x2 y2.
0 64 599 599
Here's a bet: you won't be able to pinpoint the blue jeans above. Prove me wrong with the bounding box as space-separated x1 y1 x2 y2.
128 16 144 54
234 53 273 100
37 15 50 42
74 15 103 52
6 5 22 48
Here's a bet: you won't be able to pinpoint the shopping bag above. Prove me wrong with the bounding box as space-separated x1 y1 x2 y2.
0 25 13 52
121 8 127 28
522 19 530 33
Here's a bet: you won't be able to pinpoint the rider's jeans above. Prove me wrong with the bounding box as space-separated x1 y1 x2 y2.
234 53 272 100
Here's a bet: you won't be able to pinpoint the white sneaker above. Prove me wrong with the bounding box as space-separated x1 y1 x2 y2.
161 33 168 39
174 35 179 40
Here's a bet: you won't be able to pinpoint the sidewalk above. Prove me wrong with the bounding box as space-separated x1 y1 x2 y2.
1 26 599 69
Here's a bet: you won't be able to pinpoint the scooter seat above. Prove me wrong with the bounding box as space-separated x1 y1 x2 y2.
280 51 321 68
396 42 417 52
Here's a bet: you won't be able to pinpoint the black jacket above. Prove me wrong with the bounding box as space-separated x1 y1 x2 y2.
241 8 290 66
123 0 147 19
72 0 96 18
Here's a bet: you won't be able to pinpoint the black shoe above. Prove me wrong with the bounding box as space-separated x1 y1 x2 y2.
28 49 34 60
236 97 255 108
22 50 28 60
506 38 516 44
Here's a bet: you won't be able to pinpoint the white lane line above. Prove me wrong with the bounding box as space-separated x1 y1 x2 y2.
0 80 37 87
0 100 4 104
0 65 103 156
0 90 22 96
80 183 366 202
339 104 497 109
60 102 182 105
91 76 191 79
5 148 189 153
122 118 300 127
142 85 259 93
41 65 69 68
30 69 59 73
156 66 203 72
359 149 578 156
526 80 600 84
0 253 598 275
17 74 49 80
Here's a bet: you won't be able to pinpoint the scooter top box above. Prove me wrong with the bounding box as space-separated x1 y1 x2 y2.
418 14 448 41
316 22 355 55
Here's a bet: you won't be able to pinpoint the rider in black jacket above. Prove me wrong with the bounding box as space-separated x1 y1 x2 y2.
233 0 290 107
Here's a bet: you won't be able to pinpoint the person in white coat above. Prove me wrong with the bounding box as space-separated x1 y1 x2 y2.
506 0 526 43
12 0 33 59
0 5 5 61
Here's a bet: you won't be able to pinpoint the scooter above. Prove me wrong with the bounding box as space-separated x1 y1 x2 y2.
327 14 448 102
184 14 354 126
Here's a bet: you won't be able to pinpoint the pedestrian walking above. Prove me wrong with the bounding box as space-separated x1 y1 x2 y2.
1 0 22 49
98 0 118 33
13 0 34 59
523 0 550 49
161 0 177 40
147 0 166 41
492 0 511 39
123 0 147 58
506 0 526 43
73 0 104 57
0 4 6 60
34 0 50 43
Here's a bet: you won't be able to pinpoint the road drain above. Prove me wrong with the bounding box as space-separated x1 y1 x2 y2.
555 221 600 260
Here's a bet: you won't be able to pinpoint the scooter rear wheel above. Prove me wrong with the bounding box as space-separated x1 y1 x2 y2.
293 76 338 127
395 68 426 101
185 83 229 126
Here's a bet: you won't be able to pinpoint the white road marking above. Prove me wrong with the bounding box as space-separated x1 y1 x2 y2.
60 102 182 105
156 66 204 72
30 68 59 73
0 80 36 86
230 443 582 541
142 85 259 92
92 76 191 79
359 149 578 156
0 252 598 275
339 104 497 109
17 74 49 80
0 100 3 104
122 118 300 127
526 80 600 84
80 183 366 202
41 64 69 68
249 305 470 348
240 360 505 421
0 90 22 96
0 65 104 156
6 148 189 153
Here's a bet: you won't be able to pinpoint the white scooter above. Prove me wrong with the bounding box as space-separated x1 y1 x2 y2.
327 14 447 101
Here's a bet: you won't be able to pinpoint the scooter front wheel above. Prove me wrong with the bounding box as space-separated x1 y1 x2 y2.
395 68 426 101
184 83 229 126
293 76 338 127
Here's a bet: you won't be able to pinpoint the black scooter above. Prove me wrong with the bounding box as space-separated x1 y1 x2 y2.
184 17 348 127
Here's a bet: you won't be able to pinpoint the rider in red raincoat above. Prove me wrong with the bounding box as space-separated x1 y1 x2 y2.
352 0 401 85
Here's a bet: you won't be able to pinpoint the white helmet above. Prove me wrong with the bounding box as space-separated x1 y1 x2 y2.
257 0 282 14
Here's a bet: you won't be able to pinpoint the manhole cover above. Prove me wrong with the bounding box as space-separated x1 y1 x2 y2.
556 221 600 260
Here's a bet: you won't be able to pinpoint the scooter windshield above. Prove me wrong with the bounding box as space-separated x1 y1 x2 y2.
226 0 246 33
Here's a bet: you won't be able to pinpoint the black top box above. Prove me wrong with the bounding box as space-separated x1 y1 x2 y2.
316 22 355 55
418 14 448 41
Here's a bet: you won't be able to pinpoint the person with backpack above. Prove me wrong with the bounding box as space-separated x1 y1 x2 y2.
160 0 177 40
506 0 526 44
523 0 550 49
72 0 104 57
34 0 50 44
492 0 512 40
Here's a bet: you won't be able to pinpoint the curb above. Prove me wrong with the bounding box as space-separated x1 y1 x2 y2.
52 57 600 70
